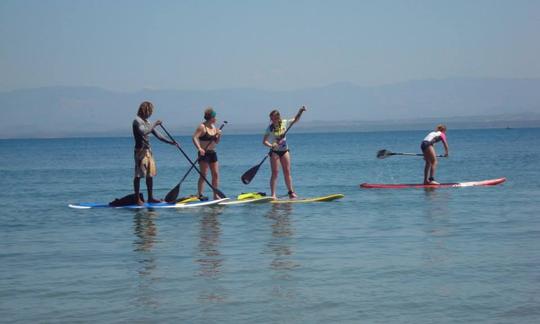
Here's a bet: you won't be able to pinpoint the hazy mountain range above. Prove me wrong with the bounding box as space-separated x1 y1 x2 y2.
2 77 540 138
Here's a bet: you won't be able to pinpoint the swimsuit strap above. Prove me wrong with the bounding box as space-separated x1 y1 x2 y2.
199 124 216 141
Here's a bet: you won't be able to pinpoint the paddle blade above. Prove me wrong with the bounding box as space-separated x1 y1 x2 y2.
164 184 180 203
377 149 392 159
214 188 227 199
241 164 261 184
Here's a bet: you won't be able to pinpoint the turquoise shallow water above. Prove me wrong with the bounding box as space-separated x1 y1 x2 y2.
1 128 539 323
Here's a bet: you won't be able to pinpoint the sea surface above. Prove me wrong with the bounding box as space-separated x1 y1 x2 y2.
1 128 539 323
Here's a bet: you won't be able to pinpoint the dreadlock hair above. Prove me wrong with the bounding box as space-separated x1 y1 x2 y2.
137 101 154 119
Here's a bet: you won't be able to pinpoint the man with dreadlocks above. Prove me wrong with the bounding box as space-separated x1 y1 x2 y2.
132 101 175 205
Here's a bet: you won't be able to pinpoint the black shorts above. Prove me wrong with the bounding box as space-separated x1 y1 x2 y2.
198 150 218 163
271 149 289 157
420 141 432 152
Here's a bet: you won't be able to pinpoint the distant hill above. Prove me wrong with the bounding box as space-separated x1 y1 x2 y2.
1 78 540 138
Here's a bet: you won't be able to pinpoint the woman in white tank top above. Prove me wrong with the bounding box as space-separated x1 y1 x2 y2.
420 124 449 184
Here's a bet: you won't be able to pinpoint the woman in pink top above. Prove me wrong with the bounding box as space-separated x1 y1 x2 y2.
420 124 449 185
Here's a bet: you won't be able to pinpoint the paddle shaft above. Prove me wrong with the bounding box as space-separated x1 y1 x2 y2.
391 152 445 157
377 149 445 159
255 154 270 171
160 124 226 198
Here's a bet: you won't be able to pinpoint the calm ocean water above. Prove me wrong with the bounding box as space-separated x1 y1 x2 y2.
1 128 539 323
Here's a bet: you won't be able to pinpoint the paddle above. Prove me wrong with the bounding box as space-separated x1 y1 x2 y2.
159 124 227 199
241 106 306 184
377 149 445 159
164 122 227 202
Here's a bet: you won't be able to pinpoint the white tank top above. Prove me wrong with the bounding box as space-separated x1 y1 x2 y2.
423 131 447 144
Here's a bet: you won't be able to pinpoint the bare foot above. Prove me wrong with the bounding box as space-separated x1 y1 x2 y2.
428 180 440 185
134 199 145 206
148 198 162 203
288 192 298 199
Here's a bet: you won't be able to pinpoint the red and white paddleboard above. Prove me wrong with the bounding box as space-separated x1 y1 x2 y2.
360 177 506 189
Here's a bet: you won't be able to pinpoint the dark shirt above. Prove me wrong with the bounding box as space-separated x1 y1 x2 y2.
132 116 172 149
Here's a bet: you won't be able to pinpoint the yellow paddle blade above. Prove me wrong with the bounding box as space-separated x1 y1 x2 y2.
237 192 265 200
177 196 199 204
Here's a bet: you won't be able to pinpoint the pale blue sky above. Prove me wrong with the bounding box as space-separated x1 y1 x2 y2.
1 0 539 91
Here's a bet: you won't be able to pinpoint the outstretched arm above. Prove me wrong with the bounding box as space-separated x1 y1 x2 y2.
440 132 449 157
152 123 175 145
291 106 307 123
443 140 449 157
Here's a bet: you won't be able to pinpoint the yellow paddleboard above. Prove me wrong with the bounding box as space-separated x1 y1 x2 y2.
218 196 274 206
271 194 344 204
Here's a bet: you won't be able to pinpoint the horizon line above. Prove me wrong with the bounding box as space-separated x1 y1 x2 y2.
3 76 540 94
2 125 538 141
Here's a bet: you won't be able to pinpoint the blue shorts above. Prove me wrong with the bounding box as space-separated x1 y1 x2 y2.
420 141 432 152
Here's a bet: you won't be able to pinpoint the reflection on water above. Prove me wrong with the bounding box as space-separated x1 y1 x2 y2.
421 189 454 297
196 206 227 303
133 210 158 253
422 188 452 229
264 204 300 300
132 210 160 308
197 207 225 278
265 204 299 272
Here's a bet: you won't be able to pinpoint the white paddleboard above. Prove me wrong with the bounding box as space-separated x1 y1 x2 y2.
68 198 230 209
